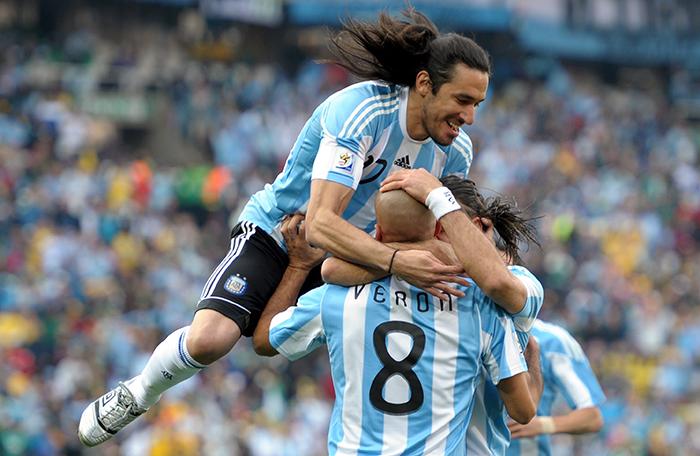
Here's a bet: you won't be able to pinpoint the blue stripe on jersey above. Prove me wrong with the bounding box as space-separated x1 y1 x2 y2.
322 284 352 456
340 97 400 140
446 287 481 453
412 142 439 175
441 133 473 179
483 376 507 454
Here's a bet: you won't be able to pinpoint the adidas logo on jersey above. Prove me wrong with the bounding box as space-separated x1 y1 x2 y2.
393 155 411 169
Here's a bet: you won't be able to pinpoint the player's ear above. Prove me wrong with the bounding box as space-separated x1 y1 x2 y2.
415 70 432 97
375 224 384 242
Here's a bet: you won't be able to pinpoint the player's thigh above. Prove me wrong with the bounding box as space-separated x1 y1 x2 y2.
195 221 289 339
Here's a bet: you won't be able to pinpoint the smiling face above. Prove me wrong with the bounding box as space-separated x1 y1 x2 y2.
419 64 489 146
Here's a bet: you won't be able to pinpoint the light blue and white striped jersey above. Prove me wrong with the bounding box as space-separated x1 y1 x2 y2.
269 276 527 456
239 81 473 247
506 320 606 456
466 266 545 455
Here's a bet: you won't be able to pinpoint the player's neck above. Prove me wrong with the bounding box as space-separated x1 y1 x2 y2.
405 88 429 142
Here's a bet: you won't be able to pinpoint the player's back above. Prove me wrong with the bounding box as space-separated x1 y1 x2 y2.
530 320 602 418
506 320 605 456
319 276 518 456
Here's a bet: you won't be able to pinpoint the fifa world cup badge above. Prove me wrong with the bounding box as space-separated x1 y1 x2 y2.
335 151 354 173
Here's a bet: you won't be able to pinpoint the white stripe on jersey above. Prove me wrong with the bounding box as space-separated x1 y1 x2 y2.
423 291 461 455
548 352 595 408
451 135 473 169
481 330 498 384
337 284 371 455
512 275 542 333
339 91 398 138
535 320 586 360
431 147 448 177
350 100 401 139
502 317 525 370
272 313 323 361
200 221 255 299
380 277 413 455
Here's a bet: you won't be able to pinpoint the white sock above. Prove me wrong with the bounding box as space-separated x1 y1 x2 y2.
126 326 206 409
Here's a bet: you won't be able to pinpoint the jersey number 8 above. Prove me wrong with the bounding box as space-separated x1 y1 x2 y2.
370 321 426 415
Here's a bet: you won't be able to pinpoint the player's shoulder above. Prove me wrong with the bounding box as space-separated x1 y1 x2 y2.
533 320 585 359
320 81 402 135
441 130 474 155
464 283 510 320
508 265 544 292
324 80 400 109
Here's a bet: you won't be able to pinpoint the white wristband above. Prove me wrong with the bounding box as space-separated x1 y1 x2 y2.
425 187 461 220
539 416 556 434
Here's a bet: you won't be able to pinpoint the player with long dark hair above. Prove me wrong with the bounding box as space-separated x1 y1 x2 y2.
79 9 494 446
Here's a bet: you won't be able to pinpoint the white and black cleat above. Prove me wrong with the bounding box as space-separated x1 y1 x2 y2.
78 382 146 447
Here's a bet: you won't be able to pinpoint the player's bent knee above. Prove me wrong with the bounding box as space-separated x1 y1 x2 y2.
187 309 242 364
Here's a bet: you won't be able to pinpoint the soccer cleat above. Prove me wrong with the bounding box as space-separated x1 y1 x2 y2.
78 382 147 447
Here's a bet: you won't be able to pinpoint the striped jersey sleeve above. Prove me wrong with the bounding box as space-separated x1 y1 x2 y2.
311 83 400 190
268 286 327 361
441 132 473 179
508 265 545 335
481 311 528 386
541 326 606 409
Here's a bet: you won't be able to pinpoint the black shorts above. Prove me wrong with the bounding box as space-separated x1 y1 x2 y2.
196 221 323 337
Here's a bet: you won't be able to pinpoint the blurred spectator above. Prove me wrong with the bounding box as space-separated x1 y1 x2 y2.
1 6 699 456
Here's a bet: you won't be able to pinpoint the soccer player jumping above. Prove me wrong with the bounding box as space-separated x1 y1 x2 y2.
79 9 492 447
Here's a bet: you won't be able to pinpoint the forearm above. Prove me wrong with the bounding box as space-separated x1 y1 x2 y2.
322 257 386 286
252 266 311 356
307 206 395 271
498 373 536 424
321 239 457 286
438 210 526 312
550 407 604 434
524 344 543 406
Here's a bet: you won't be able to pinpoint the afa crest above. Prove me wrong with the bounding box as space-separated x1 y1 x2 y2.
224 274 248 295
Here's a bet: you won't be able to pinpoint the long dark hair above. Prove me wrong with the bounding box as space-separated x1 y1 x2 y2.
327 8 491 92
440 176 539 265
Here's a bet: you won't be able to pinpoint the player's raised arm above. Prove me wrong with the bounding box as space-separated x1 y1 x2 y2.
252 215 325 356
306 179 466 299
381 169 529 313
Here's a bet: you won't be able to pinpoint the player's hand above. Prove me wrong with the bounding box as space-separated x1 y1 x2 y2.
380 169 443 205
281 214 326 271
508 416 549 438
391 249 469 299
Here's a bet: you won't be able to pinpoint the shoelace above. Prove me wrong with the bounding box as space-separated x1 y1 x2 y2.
100 385 139 429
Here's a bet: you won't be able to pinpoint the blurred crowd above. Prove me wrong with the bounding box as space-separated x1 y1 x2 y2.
1 13 700 456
